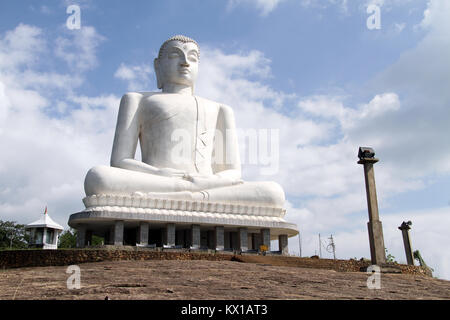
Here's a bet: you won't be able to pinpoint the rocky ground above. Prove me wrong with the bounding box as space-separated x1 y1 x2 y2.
1 259 449 300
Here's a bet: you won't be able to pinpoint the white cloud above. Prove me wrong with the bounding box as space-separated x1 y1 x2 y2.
227 0 285 16
0 24 117 230
0 24 45 70
55 26 105 72
114 63 152 91
394 22 406 33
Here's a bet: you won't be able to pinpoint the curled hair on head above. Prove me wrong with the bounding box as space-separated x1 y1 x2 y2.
157 35 200 60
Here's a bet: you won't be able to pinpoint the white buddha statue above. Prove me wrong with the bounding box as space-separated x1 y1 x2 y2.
84 35 285 208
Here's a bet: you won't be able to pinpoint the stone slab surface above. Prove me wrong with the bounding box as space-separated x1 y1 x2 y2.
0 259 448 300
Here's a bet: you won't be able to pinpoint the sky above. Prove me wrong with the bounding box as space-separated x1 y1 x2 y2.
0 0 449 280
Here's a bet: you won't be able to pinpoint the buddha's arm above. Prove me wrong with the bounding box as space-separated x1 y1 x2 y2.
109 93 156 174
212 104 242 181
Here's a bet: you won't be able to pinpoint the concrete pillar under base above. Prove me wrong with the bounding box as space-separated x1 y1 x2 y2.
278 234 288 255
137 222 149 246
191 224 200 249
164 223 175 247
247 234 253 250
76 225 86 248
214 226 224 251
114 220 124 246
261 228 271 251
238 228 248 252
368 220 386 265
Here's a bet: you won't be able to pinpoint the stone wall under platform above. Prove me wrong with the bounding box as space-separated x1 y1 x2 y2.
0 248 432 277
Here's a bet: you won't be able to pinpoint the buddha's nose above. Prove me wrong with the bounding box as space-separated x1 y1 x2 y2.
180 62 190 67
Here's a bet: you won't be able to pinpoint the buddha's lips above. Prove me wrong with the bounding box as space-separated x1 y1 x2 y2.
179 68 190 74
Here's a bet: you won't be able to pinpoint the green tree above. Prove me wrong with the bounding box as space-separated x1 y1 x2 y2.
58 228 77 248
58 229 104 248
0 220 29 249
385 248 397 263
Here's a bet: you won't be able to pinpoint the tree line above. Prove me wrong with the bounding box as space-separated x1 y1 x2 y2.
0 220 102 249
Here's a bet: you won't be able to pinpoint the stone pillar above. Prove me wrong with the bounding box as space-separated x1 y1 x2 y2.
137 222 149 246
76 225 86 248
114 220 124 246
278 234 288 255
398 221 414 265
164 223 176 247
247 234 253 250
214 226 224 251
237 228 248 252
358 148 386 265
191 224 200 249
260 228 271 251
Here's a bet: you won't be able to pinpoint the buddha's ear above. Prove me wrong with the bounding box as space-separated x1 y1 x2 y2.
154 58 162 89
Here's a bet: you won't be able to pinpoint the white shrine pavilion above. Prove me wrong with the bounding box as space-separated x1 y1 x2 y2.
26 207 64 249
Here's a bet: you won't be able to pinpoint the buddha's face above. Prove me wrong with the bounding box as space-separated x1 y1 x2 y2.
156 40 199 90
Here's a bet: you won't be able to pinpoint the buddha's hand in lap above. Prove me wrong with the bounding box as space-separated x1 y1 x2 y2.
183 173 243 190
156 167 187 178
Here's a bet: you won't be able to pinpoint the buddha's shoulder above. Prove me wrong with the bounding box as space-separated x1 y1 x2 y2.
121 91 159 101
195 96 234 112
120 92 233 112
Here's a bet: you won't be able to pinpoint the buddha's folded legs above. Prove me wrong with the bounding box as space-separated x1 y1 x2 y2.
199 181 285 208
84 165 194 196
84 165 285 208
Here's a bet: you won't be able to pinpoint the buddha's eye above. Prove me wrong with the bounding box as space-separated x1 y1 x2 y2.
188 55 198 62
168 51 179 58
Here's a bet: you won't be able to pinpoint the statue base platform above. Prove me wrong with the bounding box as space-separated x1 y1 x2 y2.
68 194 298 241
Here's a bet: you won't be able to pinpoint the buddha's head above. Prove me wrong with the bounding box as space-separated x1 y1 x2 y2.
154 35 200 94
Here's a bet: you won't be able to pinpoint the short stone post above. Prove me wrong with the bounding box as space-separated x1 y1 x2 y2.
398 221 414 265
191 224 200 249
137 222 149 246
214 226 224 251
237 228 248 252
358 147 386 265
260 228 271 251
278 234 288 255
114 220 124 246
